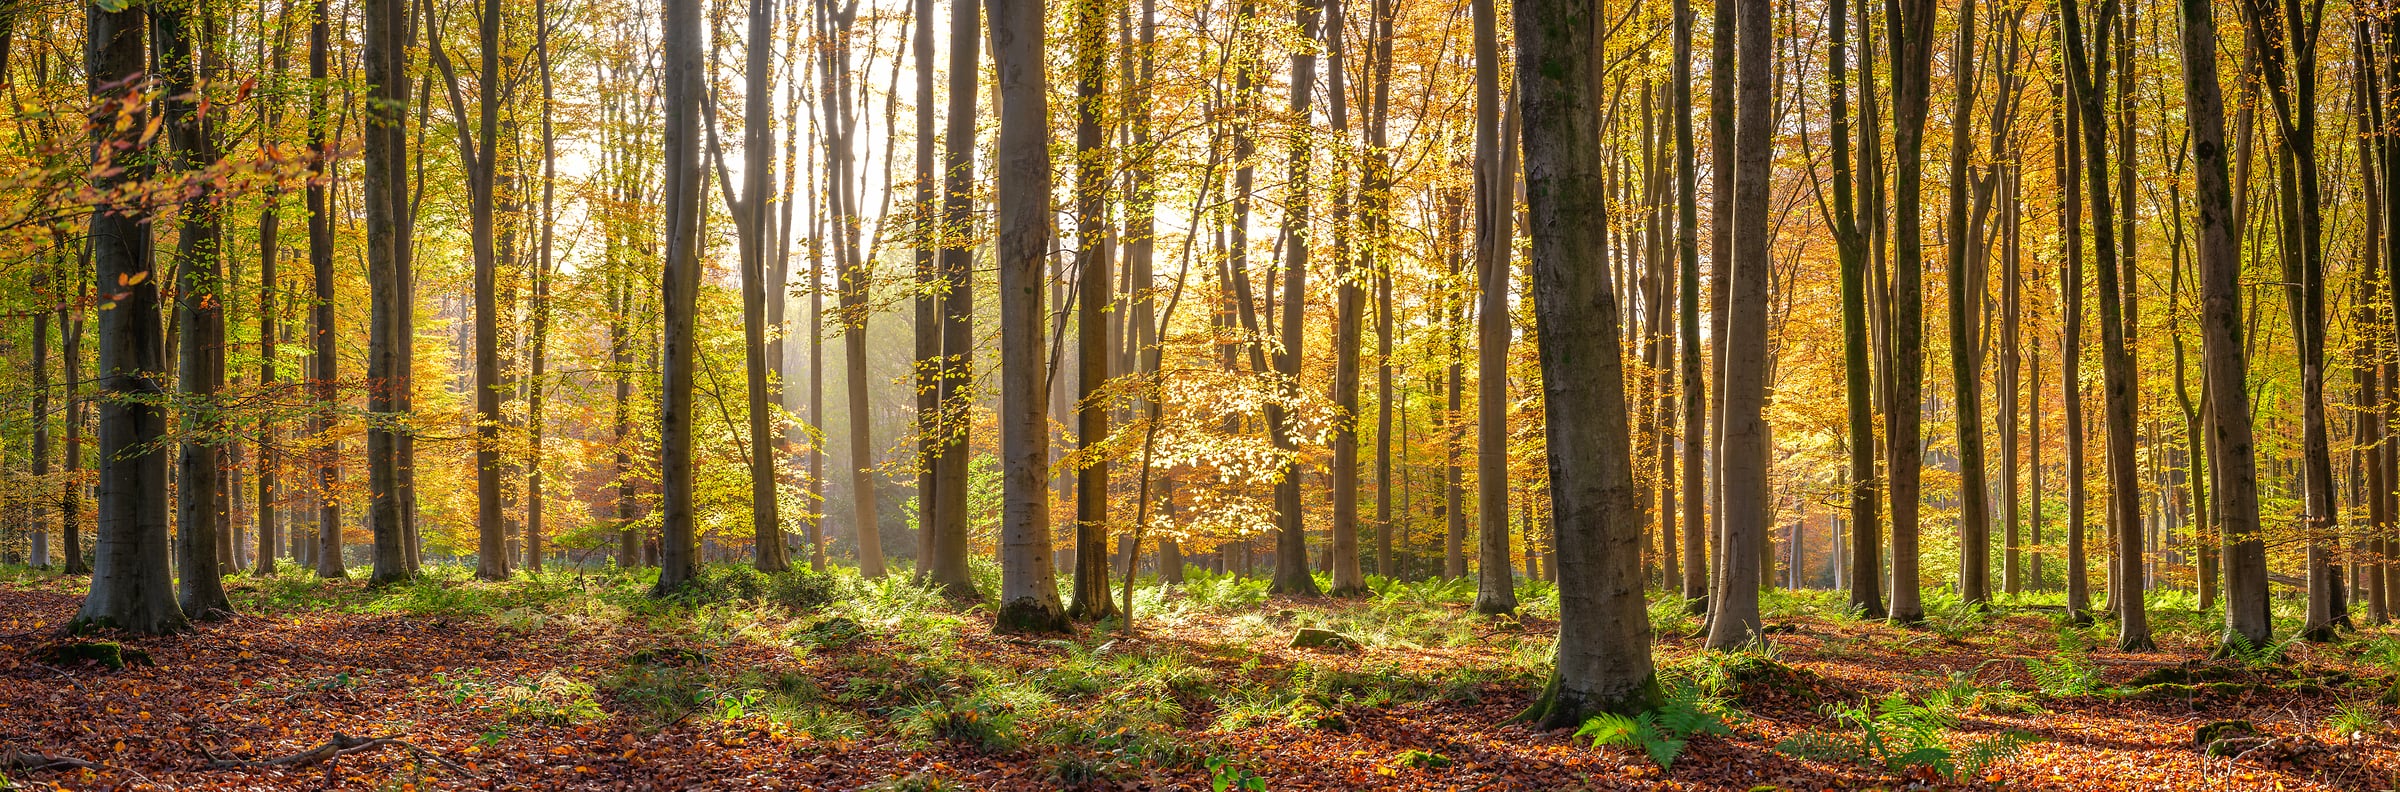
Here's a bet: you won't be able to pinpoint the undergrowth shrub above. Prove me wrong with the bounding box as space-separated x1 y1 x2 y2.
1775 691 2037 781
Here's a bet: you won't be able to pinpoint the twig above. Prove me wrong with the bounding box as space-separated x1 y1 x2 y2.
29 661 83 692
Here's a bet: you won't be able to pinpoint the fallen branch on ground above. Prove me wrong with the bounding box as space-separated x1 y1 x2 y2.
207 733 474 777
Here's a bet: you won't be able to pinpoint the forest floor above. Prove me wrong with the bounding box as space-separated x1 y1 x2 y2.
0 563 2395 791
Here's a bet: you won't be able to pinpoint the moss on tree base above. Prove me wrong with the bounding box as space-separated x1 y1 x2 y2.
995 597 1069 635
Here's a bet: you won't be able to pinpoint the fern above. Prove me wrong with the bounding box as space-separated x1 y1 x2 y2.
1576 681 1732 770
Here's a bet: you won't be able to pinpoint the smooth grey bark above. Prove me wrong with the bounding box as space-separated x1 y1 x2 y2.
1515 0 1660 728
654 0 705 595
1704 0 1771 650
2181 0 2269 649
308 0 345 579
1829 0 1883 618
2062 0 2152 650
925 0 979 599
1327 0 1365 597
360 0 409 586
989 0 1070 633
1884 0 1935 625
1944 0 1990 606
911 0 939 585
157 0 233 619
73 3 185 635
1470 0 1515 616
1673 0 1708 613
425 0 508 582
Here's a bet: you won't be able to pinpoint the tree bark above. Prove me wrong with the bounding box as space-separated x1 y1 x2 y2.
926 0 979 598
1470 0 1515 615
1515 0 1660 727
1066 0 1117 618
653 0 706 594
73 2 185 635
1704 0 1772 650
2175 0 2269 649
990 0 1071 633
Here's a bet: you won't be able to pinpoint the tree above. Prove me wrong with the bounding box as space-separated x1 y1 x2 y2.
1266 0 1321 597
654 0 705 595
1673 0 1708 614
1514 0 1659 727
309 0 345 580
989 0 1070 634
427 0 510 582
1469 0 1515 617
924 0 979 599
2180 0 2269 649
1704 0 1771 650
1943 0 1991 607
2062 0 2152 651
1066 0 1117 619
159 0 233 619
822 0 885 579
1827 0 1883 618
705 0 790 573
1885 0 1936 625
72 0 185 635
363 0 413 587
1326 0 1367 598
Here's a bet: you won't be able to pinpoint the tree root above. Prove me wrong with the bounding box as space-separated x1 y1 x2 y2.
207 733 473 777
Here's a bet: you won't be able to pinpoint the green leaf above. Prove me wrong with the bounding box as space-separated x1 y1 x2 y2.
92 0 138 12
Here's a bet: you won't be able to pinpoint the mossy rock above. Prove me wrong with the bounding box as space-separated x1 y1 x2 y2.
799 616 868 647
2194 720 2257 752
1290 628 1361 652
33 640 153 671
2121 681 2253 701
625 647 714 668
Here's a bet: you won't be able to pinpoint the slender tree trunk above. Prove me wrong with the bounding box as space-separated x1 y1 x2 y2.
1673 0 1708 614
1264 0 1321 597
926 0 979 598
1883 0 1934 625
1945 0 1991 606
1829 0 1884 618
1066 0 1117 617
308 0 345 579
2062 0 2152 650
1705 0 1772 650
912 0 940 584
157 0 233 619
990 0 1070 633
1327 0 1366 596
2176 0 2268 649
1470 0 1515 615
654 0 706 594
2061 71 2092 619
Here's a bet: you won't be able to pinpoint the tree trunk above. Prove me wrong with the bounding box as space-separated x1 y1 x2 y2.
1266 0 1321 597
308 0 344 579
653 0 705 594
1327 0 1366 597
926 0 979 599
1828 0 1883 618
1673 0 1708 614
1066 0 1117 618
1515 0 1659 727
1470 0 1515 615
156 0 232 619
1884 0 1934 625
911 0 940 585
1944 0 1991 607
2175 0 2268 649
989 0 1070 633
361 0 409 587
1704 0 1772 650
2062 0 2152 650
73 2 185 634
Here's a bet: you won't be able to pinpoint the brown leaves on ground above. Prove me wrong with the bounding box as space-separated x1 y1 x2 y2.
1 571 2396 791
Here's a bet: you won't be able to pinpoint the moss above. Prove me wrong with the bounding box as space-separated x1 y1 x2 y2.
34 640 154 670
2193 720 2256 750
994 597 1070 635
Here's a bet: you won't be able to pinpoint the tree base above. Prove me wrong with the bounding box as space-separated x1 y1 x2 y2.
1472 596 1517 616
995 597 1070 634
1516 670 1659 730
